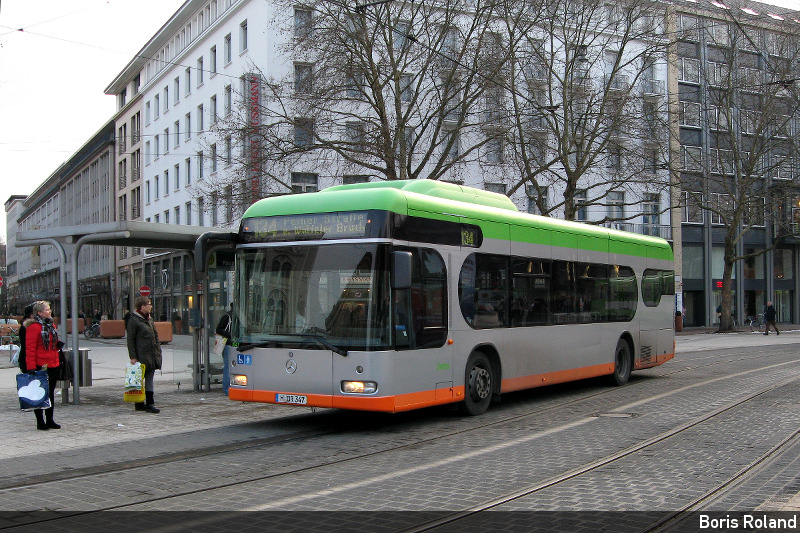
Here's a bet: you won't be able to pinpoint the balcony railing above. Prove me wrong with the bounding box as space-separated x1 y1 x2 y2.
641 79 664 96
131 167 141 182
601 222 673 240
118 139 127 155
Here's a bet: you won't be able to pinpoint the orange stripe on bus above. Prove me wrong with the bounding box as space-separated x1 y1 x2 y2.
229 356 674 412
501 363 615 393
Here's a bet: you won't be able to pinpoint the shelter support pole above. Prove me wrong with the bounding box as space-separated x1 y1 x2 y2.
70 232 130 404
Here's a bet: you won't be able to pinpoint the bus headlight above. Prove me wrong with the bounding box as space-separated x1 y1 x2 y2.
232 374 247 387
341 380 378 394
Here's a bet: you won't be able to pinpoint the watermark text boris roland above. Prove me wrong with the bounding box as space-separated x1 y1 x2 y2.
700 514 797 529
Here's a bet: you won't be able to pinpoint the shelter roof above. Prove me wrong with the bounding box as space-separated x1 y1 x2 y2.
16 221 211 250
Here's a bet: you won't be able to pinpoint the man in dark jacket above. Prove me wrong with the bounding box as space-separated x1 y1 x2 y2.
216 303 233 394
764 302 779 336
126 296 163 412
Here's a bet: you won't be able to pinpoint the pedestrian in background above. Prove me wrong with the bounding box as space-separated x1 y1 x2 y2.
25 301 61 430
215 303 233 394
126 296 163 413
764 301 779 336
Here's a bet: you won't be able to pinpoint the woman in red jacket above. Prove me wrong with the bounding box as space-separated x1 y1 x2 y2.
25 300 61 430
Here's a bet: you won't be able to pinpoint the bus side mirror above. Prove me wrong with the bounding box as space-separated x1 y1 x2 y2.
391 251 413 290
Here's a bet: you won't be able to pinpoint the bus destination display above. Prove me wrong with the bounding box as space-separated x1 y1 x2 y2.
242 212 370 242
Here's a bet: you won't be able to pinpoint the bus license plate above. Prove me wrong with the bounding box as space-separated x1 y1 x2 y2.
275 393 307 405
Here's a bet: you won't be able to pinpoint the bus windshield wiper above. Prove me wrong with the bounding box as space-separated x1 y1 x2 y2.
236 341 276 351
282 332 348 357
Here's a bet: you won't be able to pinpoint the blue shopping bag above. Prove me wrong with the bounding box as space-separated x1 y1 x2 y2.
16 370 51 411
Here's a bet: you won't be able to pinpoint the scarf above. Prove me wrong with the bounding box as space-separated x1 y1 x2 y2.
36 315 59 351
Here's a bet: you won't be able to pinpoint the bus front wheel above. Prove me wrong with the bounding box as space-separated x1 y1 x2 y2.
461 352 493 416
611 338 632 386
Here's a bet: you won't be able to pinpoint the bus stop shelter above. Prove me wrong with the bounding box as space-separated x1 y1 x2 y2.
16 221 235 403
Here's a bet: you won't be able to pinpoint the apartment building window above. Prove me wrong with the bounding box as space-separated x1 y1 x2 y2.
400 74 412 102
240 20 248 52
345 122 365 150
442 128 459 161
197 57 204 86
132 186 141 218
131 112 141 144
294 118 314 147
680 101 701 127
198 151 204 179
154 94 160 118
165 210 170 224
155 175 160 200
119 196 128 221
485 182 506 195
164 170 169 196
163 128 170 153
294 8 312 38
198 197 205 226
224 85 232 115
185 158 192 185
678 57 700 83
154 135 160 159
174 121 180 147
145 141 151 165
394 21 411 52
174 77 180 104
682 191 703 223
185 113 191 141
185 67 191 96
186 201 192 225
343 175 370 185
295 63 313 93
607 191 624 220
346 71 364 98
164 86 169 111
225 185 233 223
174 164 180 190
175 206 181 225
197 104 204 131
211 95 217 124
486 136 504 163
642 193 660 235
575 189 587 221
145 101 151 125
710 193 732 225
155 214 160 223
291 172 319 193
211 193 218 226
526 185 548 215
211 144 218 172
224 33 232 64
132 150 141 181
607 145 622 171
146 181 151 204
225 136 233 166
117 124 127 155
210 46 217 75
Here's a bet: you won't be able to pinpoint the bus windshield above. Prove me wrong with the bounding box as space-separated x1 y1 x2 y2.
234 243 390 351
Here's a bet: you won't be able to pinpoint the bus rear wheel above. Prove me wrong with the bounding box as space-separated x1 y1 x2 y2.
611 338 632 386
461 352 493 416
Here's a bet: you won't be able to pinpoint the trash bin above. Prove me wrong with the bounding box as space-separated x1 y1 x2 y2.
63 348 92 386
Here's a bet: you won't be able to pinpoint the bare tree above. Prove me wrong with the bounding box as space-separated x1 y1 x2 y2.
195 0 524 211
677 12 800 332
504 0 672 224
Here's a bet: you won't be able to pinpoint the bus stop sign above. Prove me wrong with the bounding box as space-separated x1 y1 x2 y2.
138 285 151 297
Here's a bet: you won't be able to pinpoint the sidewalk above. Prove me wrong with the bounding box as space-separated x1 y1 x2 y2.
2 330 799 510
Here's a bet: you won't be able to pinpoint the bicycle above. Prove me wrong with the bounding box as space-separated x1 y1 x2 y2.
84 322 100 340
748 314 764 333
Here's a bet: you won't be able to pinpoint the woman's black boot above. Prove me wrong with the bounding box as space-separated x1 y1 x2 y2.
35 409 48 430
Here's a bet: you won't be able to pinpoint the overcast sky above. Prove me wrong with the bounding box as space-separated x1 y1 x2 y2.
0 0 799 243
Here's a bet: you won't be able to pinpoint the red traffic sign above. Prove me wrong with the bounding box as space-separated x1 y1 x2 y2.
138 285 151 297
0 275 3 288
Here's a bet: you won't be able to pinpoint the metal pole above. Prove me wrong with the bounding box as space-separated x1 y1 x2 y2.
70 231 130 404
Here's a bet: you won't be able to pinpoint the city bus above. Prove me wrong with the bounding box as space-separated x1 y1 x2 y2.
228 179 675 415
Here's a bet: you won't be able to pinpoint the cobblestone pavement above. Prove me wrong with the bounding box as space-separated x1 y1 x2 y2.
2 330 800 516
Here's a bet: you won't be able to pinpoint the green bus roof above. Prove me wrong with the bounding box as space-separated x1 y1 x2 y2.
242 180 673 261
